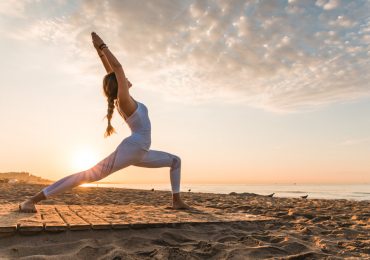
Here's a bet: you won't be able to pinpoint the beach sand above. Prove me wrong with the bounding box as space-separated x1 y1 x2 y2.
0 183 369 259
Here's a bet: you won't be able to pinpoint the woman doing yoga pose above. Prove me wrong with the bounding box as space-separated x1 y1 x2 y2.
19 32 190 213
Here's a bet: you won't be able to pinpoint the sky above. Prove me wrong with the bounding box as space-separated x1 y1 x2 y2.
0 0 369 185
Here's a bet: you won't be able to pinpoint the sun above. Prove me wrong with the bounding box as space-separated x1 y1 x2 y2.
71 147 99 172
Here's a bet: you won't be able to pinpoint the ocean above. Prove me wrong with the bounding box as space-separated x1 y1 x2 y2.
81 183 370 201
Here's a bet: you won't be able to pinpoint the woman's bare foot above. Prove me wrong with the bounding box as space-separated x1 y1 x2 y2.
172 200 191 210
18 191 46 213
19 199 37 213
172 193 191 210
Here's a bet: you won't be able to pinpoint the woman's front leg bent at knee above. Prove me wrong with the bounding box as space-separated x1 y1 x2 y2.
133 150 190 209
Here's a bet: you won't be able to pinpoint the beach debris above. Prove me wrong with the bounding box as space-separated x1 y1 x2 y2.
228 192 258 197
188 189 191 192
267 193 275 197
301 195 308 199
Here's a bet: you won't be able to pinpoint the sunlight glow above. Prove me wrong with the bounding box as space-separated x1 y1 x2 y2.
70 147 99 172
80 183 99 187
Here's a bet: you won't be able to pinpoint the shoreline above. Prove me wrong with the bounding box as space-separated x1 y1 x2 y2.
82 182 370 201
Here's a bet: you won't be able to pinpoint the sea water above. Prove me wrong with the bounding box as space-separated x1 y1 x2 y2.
81 183 370 201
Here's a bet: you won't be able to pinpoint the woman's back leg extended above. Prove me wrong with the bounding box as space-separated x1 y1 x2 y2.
42 141 146 198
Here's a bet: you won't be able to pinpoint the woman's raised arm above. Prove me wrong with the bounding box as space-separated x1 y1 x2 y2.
91 32 133 105
95 46 113 73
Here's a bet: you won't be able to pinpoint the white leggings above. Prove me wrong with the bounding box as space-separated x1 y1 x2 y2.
42 139 181 198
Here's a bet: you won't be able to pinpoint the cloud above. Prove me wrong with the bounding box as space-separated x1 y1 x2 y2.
340 137 370 146
1 0 370 112
316 0 340 10
329 15 357 28
0 0 28 18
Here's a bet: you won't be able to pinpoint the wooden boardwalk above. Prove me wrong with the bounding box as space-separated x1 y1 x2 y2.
0 204 273 234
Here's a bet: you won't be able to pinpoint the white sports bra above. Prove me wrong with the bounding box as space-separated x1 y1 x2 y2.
115 98 151 135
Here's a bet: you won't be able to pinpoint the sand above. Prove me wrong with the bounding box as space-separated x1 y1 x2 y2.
0 183 369 259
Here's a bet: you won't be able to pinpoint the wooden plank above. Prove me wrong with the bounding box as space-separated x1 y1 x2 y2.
0 225 16 233
54 205 90 230
122 206 152 228
2 204 45 234
0 204 18 233
82 205 130 229
68 205 111 230
110 205 153 227
38 205 67 232
17 210 44 234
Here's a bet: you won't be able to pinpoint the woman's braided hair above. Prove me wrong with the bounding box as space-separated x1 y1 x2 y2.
102 72 118 137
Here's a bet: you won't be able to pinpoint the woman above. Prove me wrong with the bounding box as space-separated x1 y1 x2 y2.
19 32 190 213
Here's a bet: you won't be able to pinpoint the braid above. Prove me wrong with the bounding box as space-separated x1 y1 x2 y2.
104 97 116 137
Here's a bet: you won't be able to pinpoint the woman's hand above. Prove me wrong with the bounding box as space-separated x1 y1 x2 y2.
91 32 105 49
